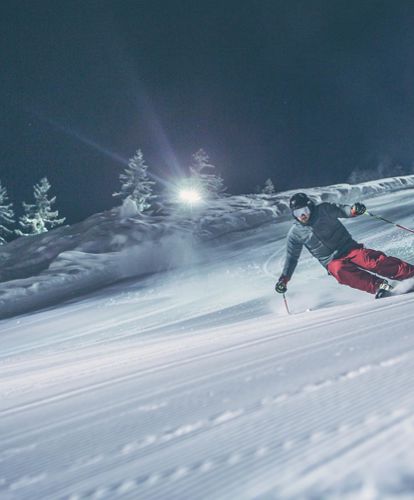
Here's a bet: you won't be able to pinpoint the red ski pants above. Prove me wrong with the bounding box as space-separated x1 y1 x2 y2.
327 247 414 294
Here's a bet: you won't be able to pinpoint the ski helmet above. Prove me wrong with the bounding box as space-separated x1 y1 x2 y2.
289 193 312 211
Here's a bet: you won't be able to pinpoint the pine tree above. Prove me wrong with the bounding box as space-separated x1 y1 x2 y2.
17 177 66 236
189 149 226 199
113 149 156 213
0 180 15 244
262 178 276 195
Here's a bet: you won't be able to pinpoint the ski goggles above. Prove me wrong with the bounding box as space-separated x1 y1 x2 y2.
293 206 311 218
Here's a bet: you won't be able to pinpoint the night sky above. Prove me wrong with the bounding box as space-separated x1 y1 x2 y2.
2 1 414 223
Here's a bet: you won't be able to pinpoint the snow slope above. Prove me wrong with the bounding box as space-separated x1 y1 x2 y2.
0 175 413 319
1 180 414 499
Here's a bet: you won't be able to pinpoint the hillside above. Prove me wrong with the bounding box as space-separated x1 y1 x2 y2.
1 179 414 498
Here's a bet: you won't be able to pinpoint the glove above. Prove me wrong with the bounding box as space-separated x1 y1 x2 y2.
351 202 366 216
275 276 289 294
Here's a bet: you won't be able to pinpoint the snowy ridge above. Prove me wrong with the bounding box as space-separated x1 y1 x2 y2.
0 175 413 318
199 174 414 238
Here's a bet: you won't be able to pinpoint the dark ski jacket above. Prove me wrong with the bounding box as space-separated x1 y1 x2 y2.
282 202 360 279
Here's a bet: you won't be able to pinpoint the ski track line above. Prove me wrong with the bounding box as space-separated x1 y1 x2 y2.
60 354 414 472
1 319 413 458
245 384 414 489
0 302 363 379
279 411 414 497
3 349 407 484
0 300 189 359
40 403 413 500
3 301 414 421
133 387 414 500
1 306 407 422
0 324 382 450
0 297 98 333
0 285 134 333
3 346 414 498
292 415 414 496
2 276 413 361
238 389 412 490
76 290 414 352
0 253 256 342
0 352 409 483
283 427 409 497
0 290 239 360
2 407 253 495
2 287 411 364
199 410 408 500
52 288 270 352
4 306 414 400
262 244 284 278
12 400 402 497
0 314 354 411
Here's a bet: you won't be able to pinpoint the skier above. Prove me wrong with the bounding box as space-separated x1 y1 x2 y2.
275 193 414 298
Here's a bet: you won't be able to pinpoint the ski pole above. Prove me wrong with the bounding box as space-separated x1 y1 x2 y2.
282 293 291 315
364 211 414 235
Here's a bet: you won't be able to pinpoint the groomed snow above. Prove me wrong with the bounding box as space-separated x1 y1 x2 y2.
1 177 414 499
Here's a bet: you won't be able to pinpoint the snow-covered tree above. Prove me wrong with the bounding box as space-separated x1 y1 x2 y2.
262 178 276 195
113 149 156 213
348 156 409 184
0 181 15 244
17 177 66 236
189 149 226 199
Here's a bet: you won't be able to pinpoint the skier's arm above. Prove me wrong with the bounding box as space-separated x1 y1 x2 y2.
325 202 364 218
280 226 304 281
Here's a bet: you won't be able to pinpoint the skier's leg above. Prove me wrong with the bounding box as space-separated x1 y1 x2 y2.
327 257 383 294
347 247 414 281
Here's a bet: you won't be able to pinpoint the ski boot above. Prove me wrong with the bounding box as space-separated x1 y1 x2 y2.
375 280 393 299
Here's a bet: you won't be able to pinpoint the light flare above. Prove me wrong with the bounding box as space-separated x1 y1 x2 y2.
179 188 202 204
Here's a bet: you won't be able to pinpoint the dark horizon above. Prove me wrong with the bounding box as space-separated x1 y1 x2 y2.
2 1 414 224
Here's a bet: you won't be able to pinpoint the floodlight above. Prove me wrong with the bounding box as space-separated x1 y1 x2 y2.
179 188 202 204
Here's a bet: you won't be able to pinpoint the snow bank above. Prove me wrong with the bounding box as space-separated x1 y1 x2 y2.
193 174 414 239
0 175 413 318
